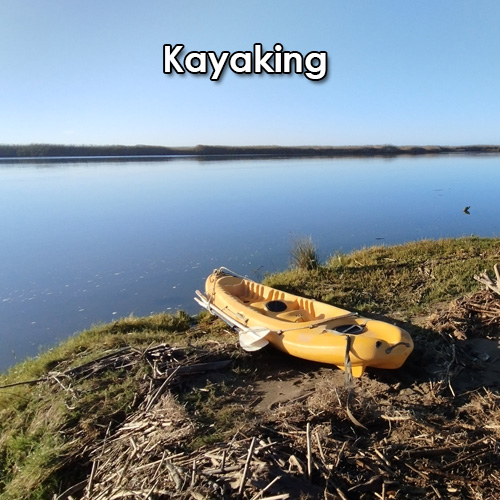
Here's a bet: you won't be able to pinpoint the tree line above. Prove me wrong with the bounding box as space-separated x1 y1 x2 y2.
1 143 499 159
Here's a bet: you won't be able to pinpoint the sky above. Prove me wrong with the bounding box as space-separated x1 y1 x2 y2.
1 0 500 147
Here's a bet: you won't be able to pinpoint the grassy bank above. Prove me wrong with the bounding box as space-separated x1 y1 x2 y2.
1 236 499 499
0 312 195 499
266 236 500 318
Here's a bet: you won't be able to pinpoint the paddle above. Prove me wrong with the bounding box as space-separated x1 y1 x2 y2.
238 326 271 352
195 290 270 351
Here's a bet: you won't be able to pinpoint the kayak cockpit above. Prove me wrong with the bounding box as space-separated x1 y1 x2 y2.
216 275 349 324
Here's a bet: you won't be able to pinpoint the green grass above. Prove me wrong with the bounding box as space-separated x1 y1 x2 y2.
265 236 500 318
1 236 500 498
3 311 192 383
0 311 194 500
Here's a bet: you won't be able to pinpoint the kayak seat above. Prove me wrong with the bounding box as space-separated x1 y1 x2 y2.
222 281 247 298
276 309 311 322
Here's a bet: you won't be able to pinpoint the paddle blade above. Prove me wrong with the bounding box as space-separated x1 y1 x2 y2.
239 336 269 352
238 326 271 352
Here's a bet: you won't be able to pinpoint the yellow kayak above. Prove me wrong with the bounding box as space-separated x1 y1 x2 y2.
195 268 413 377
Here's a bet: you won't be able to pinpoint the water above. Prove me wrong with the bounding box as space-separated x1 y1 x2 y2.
1 154 499 371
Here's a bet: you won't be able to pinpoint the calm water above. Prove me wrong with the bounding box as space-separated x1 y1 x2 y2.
1 155 499 371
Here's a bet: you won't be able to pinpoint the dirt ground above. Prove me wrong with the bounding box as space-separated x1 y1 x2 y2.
250 319 500 414
67 290 500 500
238 311 500 500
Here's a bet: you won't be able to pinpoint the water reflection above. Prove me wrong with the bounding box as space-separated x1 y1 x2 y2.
0 155 499 371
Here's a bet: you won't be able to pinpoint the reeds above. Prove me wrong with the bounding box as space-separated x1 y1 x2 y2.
290 236 320 271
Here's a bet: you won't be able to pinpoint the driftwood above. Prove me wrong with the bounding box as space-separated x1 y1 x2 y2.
0 377 47 390
429 265 500 341
29 300 499 499
1 344 233 391
474 263 500 296
74 421 300 500
429 288 500 340
52 344 500 499
0 347 134 390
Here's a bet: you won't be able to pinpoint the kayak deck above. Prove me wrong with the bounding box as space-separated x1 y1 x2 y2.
196 268 413 377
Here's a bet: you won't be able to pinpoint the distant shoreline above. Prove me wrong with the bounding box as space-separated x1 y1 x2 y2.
1 143 500 161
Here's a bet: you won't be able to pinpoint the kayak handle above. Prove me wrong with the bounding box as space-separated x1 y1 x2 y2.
385 342 411 354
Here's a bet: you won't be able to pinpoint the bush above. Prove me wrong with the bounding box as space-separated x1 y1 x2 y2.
290 236 320 270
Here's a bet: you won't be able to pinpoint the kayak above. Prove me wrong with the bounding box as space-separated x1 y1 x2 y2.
195 268 413 377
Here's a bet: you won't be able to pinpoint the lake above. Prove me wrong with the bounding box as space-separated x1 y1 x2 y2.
1 154 499 372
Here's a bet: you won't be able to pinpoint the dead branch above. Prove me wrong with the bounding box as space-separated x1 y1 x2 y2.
0 377 47 389
474 264 500 296
239 436 257 496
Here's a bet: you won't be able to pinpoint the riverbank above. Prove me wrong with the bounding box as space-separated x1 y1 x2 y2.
1 143 500 161
1 237 500 499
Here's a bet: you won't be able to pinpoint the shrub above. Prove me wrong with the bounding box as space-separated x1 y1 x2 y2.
290 236 320 270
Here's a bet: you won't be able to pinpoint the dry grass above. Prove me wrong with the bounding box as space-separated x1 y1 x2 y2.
46 282 500 499
2 240 500 499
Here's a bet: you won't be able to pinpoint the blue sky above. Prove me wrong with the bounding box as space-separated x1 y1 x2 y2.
1 0 500 147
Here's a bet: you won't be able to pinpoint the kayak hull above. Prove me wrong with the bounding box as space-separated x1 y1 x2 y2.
195 268 413 377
